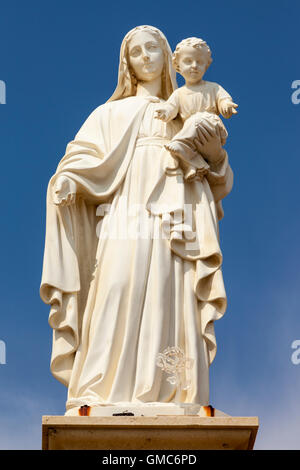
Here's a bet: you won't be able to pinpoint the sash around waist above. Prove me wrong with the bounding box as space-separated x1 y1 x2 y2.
135 136 170 147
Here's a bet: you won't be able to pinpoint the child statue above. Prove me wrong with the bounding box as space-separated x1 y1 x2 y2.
155 37 238 181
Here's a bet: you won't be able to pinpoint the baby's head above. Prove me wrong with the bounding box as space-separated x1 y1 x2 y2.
172 37 212 84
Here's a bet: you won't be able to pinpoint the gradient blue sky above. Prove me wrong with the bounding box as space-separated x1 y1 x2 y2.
0 0 299 449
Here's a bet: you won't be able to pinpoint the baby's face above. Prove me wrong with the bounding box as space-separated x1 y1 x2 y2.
177 46 209 84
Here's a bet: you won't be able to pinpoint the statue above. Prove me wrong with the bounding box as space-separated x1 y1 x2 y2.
40 25 234 416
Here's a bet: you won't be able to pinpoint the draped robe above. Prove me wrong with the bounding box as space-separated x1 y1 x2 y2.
40 95 232 412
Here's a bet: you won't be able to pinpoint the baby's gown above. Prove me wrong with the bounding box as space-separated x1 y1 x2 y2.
66 98 211 411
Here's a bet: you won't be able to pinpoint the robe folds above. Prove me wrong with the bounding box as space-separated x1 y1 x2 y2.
40 95 233 410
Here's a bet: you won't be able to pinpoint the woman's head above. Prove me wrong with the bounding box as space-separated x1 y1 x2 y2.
108 26 177 101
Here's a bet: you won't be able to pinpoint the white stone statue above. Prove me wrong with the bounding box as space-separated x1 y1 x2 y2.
40 25 234 416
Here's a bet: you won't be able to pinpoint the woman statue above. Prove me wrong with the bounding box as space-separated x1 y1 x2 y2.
40 25 233 415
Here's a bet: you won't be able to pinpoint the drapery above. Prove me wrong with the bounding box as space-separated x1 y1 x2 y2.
40 96 232 407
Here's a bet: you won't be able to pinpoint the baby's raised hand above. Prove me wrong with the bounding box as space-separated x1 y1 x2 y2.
220 100 238 119
154 108 169 122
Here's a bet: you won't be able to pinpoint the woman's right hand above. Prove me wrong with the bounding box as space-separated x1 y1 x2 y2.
53 175 77 206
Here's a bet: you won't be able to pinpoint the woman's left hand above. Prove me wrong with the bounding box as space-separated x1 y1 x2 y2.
194 117 226 164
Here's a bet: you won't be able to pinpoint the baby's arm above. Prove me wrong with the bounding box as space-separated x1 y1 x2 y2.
155 89 180 122
216 85 238 119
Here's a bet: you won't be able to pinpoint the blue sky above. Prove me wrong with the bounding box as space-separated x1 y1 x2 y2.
0 0 299 449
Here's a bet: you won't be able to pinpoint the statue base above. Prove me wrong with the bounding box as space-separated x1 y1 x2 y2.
65 402 228 417
42 415 259 450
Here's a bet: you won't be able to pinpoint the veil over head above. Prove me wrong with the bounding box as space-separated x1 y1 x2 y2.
108 25 177 102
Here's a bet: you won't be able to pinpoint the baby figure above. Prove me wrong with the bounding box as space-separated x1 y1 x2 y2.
155 37 238 181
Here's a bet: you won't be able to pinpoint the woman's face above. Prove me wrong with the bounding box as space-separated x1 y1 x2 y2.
128 31 164 82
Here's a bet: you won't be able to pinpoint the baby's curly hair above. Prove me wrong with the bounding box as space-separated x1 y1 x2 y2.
172 37 213 73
